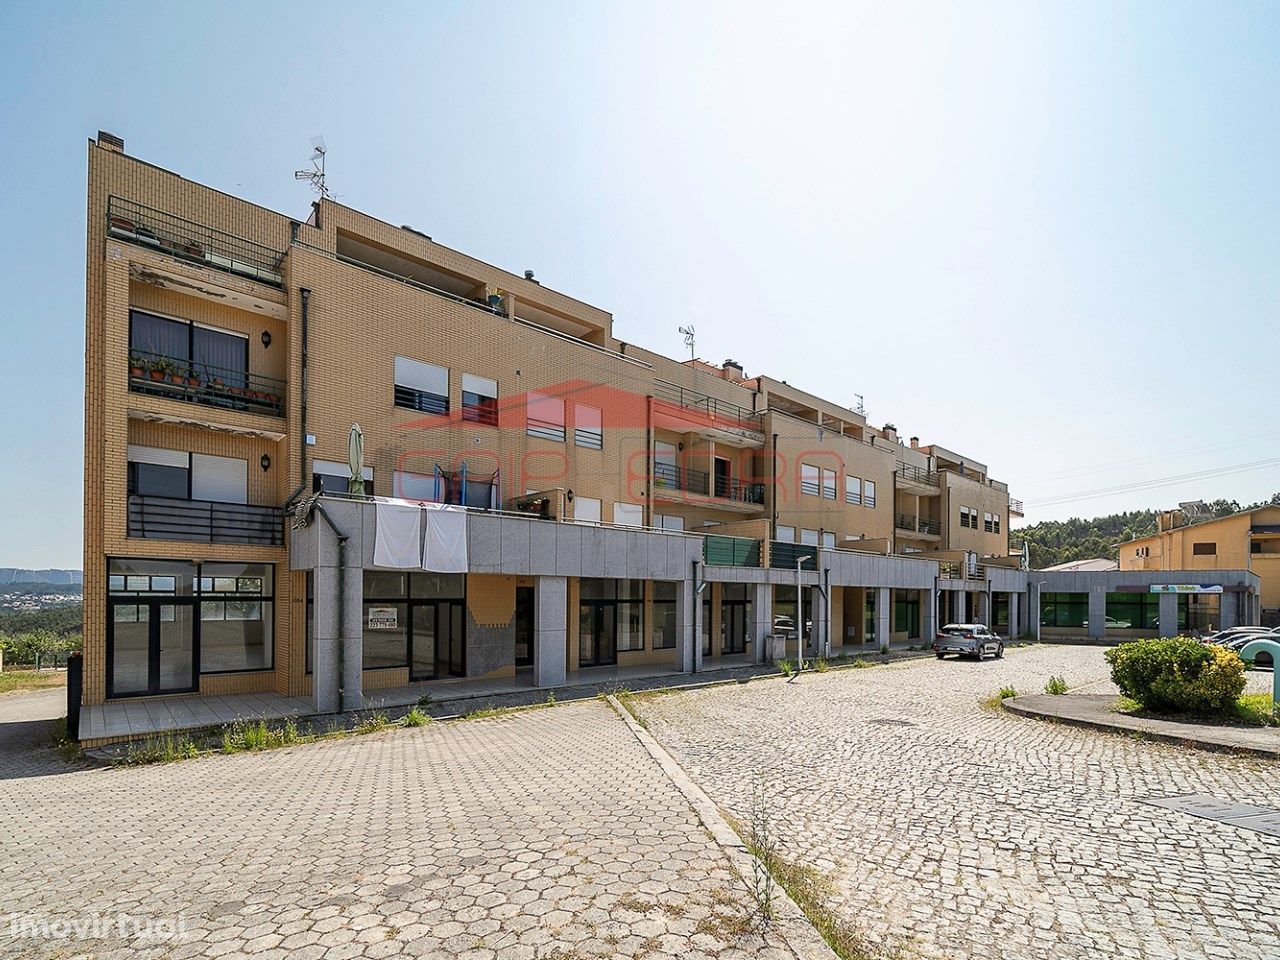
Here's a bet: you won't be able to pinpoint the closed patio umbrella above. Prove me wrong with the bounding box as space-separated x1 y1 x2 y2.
348 423 365 495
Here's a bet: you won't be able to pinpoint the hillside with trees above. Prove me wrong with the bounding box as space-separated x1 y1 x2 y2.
1013 494 1280 570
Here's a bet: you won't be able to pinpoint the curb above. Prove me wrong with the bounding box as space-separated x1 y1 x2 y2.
1001 696 1280 759
605 694 839 960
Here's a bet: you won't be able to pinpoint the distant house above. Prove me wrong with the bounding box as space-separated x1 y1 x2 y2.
1039 558 1119 572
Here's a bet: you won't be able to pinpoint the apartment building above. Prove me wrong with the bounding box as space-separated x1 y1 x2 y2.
81 132 1255 740
1120 505 1280 626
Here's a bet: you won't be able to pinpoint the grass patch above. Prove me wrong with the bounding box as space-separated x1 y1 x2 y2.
777 658 796 678
812 657 829 673
981 685 1019 711
1116 693 1279 728
48 716 80 761
1044 676 1068 695
401 706 431 727
0 669 66 696
125 731 201 765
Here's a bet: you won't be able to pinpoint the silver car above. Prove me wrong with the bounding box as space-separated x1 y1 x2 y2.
933 623 1004 660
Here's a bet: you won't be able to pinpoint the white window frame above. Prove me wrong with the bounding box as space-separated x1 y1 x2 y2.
394 356 449 413
612 501 643 527
821 468 837 501
526 392 566 442
800 463 820 497
863 480 876 508
776 525 796 543
573 496 602 524
845 475 862 505
800 528 820 546
393 469 440 502
574 404 603 450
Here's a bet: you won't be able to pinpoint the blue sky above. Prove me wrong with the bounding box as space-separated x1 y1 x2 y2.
1 1 1276 567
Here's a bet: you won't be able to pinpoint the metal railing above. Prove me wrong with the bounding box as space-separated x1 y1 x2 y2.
653 380 764 431
334 251 505 318
129 349 285 417
653 463 765 505
895 513 940 536
769 541 818 570
938 560 987 581
1008 498 1024 514
703 535 761 567
107 197 285 286
896 462 940 487
128 495 283 546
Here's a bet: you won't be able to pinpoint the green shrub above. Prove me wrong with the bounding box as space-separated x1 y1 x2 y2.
1044 676 1067 696
401 707 431 727
1105 637 1245 715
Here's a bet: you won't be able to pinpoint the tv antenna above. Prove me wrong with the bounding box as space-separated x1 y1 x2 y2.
294 135 332 199
678 325 696 360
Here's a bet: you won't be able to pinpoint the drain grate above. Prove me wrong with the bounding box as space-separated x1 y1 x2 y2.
1143 793 1280 838
866 718 917 728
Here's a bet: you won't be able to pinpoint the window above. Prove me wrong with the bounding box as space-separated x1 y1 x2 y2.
1252 541 1262 554
1105 593 1159 632
983 512 994 533
993 515 1001 534
821 469 837 501
127 446 189 499
863 480 876 508
394 356 449 414
191 453 247 504
801 463 821 497
574 496 602 524
613 502 643 526
776 525 796 543
359 571 465 671
526 392 566 442
461 373 498 426
800 528 819 546
313 458 373 496
394 469 439 502
199 563 274 672
893 594 921 637
574 404 603 449
1039 592 1088 628
130 310 249 385
821 531 836 549
654 514 685 531
617 579 644 651
845 476 862 505
1192 542 1217 556
960 506 977 529
652 581 678 649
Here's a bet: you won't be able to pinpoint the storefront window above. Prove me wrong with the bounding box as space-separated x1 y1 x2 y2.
893 593 920 637
199 562 273 672
1040 592 1088 628
652 581 678 649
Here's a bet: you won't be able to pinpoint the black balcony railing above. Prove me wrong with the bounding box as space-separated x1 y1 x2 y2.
107 196 286 286
896 462 940 487
653 463 765 505
653 380 763 432
769 541 818 570
129 349 285 418
895 513 940 536
128 496 283 546
703 535 761 567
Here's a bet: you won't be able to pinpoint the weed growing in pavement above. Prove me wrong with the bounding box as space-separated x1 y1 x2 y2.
777 658 796 678
1045 676 1068 695
813 657 830 673
401 707 431 727
125 731 200 764
981 685 1019 711
746 778 777 930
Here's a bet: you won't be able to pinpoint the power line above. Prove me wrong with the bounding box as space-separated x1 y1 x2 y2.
1029 457 1280 508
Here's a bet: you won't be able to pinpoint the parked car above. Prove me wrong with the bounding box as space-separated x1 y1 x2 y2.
772 615 797 639
1082 616 1131 630
933 623 1004 660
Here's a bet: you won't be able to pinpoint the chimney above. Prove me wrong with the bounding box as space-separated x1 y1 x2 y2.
722 359 744 382
909 436 919 449
882 423 898 443
98 130 125 153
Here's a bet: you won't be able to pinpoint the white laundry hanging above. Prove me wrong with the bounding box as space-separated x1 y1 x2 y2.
422 503 468 573
373 499 423 569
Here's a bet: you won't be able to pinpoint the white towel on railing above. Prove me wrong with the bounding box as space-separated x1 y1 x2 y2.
422 503 468 573
373 500 423 569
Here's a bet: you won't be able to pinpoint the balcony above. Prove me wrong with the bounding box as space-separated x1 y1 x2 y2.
129 350 285 419
702 535 761 567
653 463 766 512
107 197 285 287
1009 498 1025 517
652 380 765 447
895 513 941 538
128 496 283 546
896 461 940 495
939 560 987 581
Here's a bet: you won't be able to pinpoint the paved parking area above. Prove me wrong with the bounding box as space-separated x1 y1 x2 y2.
0 698 796 960
637 645 1280 960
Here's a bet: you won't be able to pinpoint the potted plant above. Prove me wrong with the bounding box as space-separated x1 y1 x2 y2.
185 367 201 388
129 355 145 379
148 359 169 382
486 286 504 310
168 363 186 385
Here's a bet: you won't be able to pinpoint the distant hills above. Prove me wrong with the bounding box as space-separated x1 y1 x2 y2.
0 569 83 586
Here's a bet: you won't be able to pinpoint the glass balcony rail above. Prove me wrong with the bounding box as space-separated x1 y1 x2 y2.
107 196 285 286
127 495 283 546
129 349 285 418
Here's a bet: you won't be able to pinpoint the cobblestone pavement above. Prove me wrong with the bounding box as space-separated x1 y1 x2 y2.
636 645 1280 960
0 699 798 960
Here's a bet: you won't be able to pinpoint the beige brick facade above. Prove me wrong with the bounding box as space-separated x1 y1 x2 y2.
83 135 1017 707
